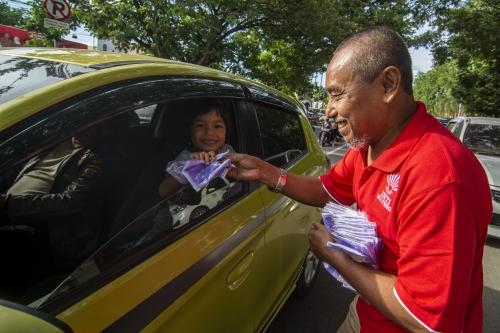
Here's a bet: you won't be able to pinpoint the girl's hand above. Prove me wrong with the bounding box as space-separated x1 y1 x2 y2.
191 151 216 164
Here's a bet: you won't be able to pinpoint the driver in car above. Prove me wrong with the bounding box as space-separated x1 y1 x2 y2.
0 124 115 288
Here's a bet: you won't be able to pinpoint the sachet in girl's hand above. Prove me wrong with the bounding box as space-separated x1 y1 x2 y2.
166 151 233 192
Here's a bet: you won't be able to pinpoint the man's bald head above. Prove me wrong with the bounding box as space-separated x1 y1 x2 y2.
331 26 413 95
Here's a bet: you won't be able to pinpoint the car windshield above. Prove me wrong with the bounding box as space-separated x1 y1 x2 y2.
463 123 500 156
0 55 95 105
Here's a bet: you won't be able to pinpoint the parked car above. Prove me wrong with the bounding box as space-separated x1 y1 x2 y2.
0 48 329 332
435 116 451 126
447 117 500 238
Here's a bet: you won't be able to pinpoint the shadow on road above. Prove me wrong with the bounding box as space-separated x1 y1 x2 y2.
268 265 355 333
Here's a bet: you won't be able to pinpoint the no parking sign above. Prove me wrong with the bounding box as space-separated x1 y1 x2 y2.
44 0 72 21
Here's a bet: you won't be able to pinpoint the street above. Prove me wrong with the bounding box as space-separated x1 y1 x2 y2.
268 141 500 333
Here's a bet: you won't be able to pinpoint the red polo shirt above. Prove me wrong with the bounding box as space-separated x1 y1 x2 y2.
320 102 492 333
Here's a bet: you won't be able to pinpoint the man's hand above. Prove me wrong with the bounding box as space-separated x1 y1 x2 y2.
227 153 278 185
308 221 334 261
309 221 350 265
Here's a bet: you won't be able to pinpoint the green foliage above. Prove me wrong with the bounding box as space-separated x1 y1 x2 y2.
0 0 26 27
25 38 53 47
430 0 499 117
49 0 431 94
414 61 460 117
309 83 327 106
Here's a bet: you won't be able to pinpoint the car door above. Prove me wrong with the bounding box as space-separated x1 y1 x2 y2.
246 100 324 330
0 74 269 332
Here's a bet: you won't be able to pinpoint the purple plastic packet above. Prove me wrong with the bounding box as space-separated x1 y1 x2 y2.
167 151 234 192
166 160 188 184
321 202 382 291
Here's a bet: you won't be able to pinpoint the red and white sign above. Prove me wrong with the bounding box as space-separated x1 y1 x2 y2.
44 0 72 21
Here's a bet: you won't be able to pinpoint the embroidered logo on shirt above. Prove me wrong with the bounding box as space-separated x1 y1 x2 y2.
377 173 400 212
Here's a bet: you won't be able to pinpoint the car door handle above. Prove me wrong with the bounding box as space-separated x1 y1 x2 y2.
226 252 255 291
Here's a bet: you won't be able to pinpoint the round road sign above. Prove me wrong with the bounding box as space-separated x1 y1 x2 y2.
44 0 72 21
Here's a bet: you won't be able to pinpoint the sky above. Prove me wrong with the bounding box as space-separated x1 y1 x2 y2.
410 46 434 76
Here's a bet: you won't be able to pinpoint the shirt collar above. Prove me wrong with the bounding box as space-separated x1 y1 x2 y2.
369 101 430 173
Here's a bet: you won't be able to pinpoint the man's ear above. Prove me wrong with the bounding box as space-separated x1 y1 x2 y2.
380 66 401 103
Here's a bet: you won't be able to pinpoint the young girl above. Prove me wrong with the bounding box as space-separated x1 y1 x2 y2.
158 99 234 199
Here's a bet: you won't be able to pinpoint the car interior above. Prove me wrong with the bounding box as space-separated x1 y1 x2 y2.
0 97 242 307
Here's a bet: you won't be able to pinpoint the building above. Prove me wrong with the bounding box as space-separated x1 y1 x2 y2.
0 24 31 47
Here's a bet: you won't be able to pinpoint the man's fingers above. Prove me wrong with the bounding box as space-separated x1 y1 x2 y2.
227 166 260 181
311 221 322 229
227 153 250 165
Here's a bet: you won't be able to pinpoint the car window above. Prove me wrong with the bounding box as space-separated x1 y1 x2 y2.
463 123 500 156
447 119 464 138
39 99 245 311
130 104 157 127
254 104 307 167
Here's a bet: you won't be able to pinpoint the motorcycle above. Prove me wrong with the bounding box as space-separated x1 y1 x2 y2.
319 119 342 147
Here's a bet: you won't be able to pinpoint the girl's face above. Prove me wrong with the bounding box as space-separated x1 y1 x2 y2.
190 109 227 152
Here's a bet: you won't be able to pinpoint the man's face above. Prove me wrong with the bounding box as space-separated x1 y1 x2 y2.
324 51 384 149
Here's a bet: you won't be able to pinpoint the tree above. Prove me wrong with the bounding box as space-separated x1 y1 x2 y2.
27 0 439 93
414 61 460 117
429 0 499 117
0 0 26 27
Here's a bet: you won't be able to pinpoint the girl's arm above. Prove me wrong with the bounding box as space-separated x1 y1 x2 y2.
158 174 183 198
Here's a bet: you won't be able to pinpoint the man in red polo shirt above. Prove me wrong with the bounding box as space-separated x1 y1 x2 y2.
229 26 491 332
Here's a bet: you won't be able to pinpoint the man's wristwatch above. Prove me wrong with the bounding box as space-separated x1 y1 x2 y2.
269 168 287 193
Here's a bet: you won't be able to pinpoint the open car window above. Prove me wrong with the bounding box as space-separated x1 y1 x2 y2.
25 98 245 312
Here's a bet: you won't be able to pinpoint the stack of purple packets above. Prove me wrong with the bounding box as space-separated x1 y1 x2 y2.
321 202 382 291
167 151 234 192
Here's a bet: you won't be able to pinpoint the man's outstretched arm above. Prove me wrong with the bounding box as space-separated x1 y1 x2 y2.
228 153 330 208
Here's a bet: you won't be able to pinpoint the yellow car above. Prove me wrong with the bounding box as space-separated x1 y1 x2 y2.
0 48 329 333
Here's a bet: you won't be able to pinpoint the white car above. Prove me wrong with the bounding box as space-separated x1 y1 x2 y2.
447 117 500 238
169 177 235 229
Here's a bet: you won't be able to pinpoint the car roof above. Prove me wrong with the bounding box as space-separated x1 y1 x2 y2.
452 116 500 125
0 47 177 68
